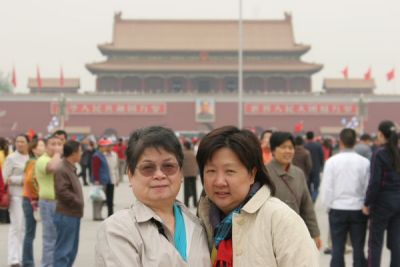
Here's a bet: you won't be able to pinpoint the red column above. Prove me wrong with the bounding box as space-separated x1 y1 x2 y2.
286 77 290 92
164 78 169 93
218 78 224 93
141 78 146 93
96 77 100 91
263 77 268 93
187 78 193 92
117 78 123 92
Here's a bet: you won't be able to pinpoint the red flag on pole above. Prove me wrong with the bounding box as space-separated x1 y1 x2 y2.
387 68 395 81
36 66 42 89
364 67 372 80
26 128 36 141
11 66 17 87
341 66 349 79
294 121 304 133
60 66 64 87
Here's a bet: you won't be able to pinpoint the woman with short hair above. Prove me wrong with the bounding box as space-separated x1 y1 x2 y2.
266 131 321 250
197 126 319 267
96 126 211 266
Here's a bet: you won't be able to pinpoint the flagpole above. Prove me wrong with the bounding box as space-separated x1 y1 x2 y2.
394 65 397 95
238 0 243 129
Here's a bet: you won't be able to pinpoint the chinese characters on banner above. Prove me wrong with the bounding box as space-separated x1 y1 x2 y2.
50 102 167 115
244 103 358 116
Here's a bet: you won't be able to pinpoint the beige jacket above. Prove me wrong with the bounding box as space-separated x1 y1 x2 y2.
96 199 211 267
198 185 319 267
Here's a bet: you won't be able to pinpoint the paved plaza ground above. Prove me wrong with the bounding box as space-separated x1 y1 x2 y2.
0 177 389 266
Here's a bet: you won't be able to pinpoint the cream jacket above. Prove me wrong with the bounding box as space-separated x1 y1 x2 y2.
198 185 319 267
96 199 211 267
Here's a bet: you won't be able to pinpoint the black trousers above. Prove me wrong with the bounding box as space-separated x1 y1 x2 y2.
329 209 368 267
368 193 400 267
184 176 197 207
307 170 321 202
105 184 114 217
0 209 10 223
79 164 90 185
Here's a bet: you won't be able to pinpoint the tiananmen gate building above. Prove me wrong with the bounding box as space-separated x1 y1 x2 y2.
0 13 399 137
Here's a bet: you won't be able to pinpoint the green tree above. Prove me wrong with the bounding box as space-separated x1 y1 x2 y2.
0 71 12 93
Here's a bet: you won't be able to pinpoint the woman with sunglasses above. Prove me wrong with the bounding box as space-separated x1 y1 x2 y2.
96 126 211 266
197 126 318 267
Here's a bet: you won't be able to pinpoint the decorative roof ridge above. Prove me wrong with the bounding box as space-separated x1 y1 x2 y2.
113 11 292 24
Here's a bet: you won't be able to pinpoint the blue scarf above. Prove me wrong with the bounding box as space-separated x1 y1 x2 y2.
173 203 187 261
211 182 261 247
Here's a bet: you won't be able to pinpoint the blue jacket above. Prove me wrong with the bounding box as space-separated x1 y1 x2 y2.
365 147 400 206
91 151 111 185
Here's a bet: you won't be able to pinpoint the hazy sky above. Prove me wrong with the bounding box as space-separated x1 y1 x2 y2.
1 0 399 94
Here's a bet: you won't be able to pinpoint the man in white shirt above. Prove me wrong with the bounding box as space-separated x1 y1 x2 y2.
103 141 119 217
321 128 370 267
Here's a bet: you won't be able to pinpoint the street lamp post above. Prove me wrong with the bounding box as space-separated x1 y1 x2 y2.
238 0 244 129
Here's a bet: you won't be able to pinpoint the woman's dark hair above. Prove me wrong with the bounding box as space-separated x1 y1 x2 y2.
269 132 295 152
0 137 9 156
196 126 275 195
63 140 80 158
378 120 400 173
28 138 44 158
126 126 184 174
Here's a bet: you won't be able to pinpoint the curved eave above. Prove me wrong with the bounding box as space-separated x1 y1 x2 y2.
86 61 323 74
98 44 311 56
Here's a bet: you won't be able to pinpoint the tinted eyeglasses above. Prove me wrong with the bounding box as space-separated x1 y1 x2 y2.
136 162 180 177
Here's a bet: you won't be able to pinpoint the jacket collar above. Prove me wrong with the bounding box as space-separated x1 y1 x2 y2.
133 198 199 224
62 158 77 172
241 185 272 214
269 158 295 178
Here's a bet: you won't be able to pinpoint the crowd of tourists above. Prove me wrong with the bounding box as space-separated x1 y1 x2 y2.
1 119 399 266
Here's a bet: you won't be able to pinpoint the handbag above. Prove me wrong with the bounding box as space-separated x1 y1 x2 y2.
0 184 10 209
90 185 106 202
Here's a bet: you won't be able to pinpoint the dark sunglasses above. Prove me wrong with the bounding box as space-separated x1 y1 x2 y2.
136 162 179 177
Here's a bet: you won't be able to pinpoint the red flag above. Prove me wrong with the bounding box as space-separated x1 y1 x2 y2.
11 66 17 87
341 66 349 79
26 129 36 141
60 66 64 87
36 66 42 89
294 121 304 133
387 68 395 81
364 67 372 80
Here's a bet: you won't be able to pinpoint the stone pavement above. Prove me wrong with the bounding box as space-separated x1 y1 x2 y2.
0 177 389 266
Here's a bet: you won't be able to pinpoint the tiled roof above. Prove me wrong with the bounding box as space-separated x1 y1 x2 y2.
27 78 80 89
98 12 309 52
323 79 376 90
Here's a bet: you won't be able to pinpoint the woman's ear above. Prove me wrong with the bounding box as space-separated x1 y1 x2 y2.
250 167 257 183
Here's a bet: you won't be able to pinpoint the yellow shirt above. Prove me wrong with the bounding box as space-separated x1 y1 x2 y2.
35 154 55 200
